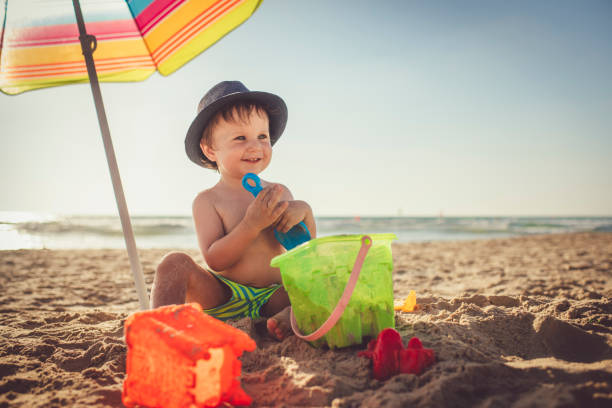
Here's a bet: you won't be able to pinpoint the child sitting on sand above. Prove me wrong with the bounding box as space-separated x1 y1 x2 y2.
150 81 316 340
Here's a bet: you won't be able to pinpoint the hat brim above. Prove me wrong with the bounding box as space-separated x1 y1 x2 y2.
185 91 288 168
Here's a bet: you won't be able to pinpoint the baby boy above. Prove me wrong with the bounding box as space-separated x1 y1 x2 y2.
150 81 316 340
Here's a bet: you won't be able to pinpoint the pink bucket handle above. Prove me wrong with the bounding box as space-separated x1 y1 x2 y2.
290 235 373 342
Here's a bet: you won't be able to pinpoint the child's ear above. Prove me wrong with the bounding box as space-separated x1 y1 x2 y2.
200 140 216 161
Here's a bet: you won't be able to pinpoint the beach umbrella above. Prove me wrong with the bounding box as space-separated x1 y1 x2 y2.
0 0 263 310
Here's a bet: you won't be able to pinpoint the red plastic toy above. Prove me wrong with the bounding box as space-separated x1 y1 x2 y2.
358 328 435 380
122 303 256 408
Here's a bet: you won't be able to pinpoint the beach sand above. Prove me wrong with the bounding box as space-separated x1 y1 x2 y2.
1 232 611 407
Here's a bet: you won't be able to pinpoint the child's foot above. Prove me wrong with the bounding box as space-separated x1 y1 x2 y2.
266 306 292 341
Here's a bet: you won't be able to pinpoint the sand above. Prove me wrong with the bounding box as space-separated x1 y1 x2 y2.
1 232 611 407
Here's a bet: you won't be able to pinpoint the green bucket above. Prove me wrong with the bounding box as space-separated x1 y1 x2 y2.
270 233 396 349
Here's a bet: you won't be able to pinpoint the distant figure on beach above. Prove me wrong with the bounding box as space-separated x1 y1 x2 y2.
149 81 316 340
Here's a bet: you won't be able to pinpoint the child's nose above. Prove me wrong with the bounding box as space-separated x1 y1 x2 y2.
245 139 261 150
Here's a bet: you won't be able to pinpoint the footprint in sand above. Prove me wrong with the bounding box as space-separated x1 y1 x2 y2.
534 316 611 363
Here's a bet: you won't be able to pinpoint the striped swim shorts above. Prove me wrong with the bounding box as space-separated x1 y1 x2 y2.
203 273 281 321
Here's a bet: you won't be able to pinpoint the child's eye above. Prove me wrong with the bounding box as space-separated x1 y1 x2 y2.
258 134 268 140
234 136 246 141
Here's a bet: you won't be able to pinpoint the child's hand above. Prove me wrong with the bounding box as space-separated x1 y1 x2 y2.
243 185 289 232
276 201 309 233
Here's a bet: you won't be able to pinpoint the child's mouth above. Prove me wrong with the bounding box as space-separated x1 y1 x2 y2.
243 158 261 163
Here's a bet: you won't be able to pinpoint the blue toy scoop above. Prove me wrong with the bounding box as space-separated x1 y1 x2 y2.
242 173 311 250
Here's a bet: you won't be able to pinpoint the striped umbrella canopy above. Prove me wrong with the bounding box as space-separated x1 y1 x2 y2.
0 0 263 310
0 0 261 93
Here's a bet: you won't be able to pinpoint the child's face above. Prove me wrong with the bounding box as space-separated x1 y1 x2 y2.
201 108 272 178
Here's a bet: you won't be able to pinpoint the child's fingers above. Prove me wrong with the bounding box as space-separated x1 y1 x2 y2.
277 215 290 233
255 186 277 213
272 201 289 222
266 185 283 210
274 212 286 230
279 214 300 233
280 215 298 233
257 185 273 204
284 220 299 233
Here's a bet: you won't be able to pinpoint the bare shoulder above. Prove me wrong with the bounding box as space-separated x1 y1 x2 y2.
192 187 225 245
193 188 215 209
261 179 294 200
192 187 222 219
278 183 294 200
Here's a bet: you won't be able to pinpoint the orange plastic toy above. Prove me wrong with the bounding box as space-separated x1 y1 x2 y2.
122 303 256 408
394 290 417 312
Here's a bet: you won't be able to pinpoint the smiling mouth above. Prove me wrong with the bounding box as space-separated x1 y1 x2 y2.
243 158 261 163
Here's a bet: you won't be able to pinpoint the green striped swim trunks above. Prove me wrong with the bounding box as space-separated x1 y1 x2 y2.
203 273 281 321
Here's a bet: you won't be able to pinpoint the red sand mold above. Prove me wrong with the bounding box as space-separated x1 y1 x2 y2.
358 328 435 380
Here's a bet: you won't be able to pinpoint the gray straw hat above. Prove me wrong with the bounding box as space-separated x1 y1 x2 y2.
185 81 288 168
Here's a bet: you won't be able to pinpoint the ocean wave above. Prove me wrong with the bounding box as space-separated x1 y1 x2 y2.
1 213 610 249
6 216 194 237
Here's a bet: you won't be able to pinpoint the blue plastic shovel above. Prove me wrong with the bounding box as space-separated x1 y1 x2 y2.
241 173 311 250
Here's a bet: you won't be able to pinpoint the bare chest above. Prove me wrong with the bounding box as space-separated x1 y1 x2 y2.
215 195 251 233
214 192 283 285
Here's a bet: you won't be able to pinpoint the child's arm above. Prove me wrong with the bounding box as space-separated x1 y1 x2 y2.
275 198 317 239
193 185 288 271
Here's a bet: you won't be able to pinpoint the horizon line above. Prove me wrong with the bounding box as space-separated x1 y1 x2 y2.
1 210 612 219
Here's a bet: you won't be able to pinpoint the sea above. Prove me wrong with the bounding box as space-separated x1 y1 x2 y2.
1 211 611 250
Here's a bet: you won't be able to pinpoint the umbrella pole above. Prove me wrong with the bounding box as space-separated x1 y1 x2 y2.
72 0 149 310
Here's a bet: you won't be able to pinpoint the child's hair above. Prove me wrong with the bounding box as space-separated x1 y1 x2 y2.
201 101 270 170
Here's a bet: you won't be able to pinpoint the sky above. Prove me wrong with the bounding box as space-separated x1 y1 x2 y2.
1 0 611 217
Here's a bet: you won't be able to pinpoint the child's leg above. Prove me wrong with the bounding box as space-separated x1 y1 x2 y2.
261 287 292 340
261 286 290 316
150 252 231 310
